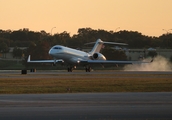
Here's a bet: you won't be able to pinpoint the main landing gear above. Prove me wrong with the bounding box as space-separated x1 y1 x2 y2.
67 67 73 72
85 66 91 72
67 66 76 72
67 66 92 72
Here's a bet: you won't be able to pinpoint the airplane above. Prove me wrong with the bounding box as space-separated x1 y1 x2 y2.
27 39 153 72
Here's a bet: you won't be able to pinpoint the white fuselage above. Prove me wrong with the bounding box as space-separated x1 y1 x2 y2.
49 45 91 64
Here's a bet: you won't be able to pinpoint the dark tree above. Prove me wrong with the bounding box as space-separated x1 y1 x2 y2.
13 47 23 59
102 47 127 60
0 42 9 58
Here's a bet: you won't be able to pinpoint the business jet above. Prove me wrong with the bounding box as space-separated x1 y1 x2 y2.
27 39 152 72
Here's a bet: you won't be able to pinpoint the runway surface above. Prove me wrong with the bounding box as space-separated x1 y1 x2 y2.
0 70 172 119
0 70 172 79
0 93 172 120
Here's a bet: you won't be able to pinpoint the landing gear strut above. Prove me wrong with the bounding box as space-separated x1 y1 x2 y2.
85 67 91 72
67 67 73 72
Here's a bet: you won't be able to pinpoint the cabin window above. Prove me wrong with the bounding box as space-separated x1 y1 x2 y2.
53 47 62 50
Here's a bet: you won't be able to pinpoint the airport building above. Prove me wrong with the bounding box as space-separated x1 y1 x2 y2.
0 47 26 60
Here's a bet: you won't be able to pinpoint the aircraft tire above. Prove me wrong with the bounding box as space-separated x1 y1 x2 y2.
68 67 73 72
30 68 36 72
21 70 27 74
85 67 91 72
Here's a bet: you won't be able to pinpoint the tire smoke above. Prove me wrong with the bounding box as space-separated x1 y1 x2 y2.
123 56 172 71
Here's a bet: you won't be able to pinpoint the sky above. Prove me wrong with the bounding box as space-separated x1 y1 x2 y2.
1 0 172 37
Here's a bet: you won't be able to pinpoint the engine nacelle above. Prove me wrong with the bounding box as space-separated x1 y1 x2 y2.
92 53 106 60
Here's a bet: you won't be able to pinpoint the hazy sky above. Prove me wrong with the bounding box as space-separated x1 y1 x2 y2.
1 0 172 36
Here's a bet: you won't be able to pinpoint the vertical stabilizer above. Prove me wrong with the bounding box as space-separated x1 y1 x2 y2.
89 39 103 55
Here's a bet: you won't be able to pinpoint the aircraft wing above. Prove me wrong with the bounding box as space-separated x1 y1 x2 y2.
27 55 64 63
80 59 153 64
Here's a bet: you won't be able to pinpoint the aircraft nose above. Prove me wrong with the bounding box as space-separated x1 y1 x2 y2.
49 48 54 56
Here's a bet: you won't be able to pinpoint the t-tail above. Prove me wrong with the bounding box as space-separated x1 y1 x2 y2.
86 39 128 55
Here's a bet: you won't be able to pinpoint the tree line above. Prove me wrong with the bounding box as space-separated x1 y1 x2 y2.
0 28 172 61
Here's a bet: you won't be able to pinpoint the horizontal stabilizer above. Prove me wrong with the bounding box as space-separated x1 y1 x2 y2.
86 39 127 55
85 40 128 46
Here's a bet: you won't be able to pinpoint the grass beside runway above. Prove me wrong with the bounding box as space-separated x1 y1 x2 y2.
0 73 172 93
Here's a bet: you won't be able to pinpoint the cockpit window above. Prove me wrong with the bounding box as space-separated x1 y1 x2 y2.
53 47 62 50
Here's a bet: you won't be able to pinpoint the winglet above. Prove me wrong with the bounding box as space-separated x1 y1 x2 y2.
27 55 31 62
150 59 154 63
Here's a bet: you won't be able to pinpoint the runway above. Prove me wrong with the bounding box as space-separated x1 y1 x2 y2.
0 70 172 79
0 93 172 120
0 70 172 119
